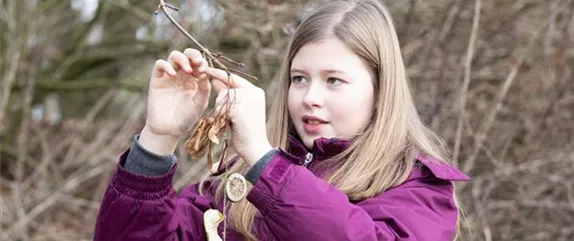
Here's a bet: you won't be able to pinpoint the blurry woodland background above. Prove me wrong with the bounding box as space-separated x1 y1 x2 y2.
1 0 573 240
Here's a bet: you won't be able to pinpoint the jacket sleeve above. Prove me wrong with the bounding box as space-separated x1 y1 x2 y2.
246 150 469 241
94 150 215 241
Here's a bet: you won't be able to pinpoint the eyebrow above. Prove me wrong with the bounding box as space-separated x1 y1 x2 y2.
290 68 347 75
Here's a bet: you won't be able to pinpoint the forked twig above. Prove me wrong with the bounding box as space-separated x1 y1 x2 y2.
154 0 257 82
155 0 255 171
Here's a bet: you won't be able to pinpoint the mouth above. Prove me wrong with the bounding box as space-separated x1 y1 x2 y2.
302 115 329 133
302 115 329 124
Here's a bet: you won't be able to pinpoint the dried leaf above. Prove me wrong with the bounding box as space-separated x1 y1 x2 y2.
208 126 221 144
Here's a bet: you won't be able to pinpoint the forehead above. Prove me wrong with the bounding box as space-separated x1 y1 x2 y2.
290 37 370 74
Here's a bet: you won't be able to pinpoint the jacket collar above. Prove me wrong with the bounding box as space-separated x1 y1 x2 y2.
286 134 353 165
283 134 471 182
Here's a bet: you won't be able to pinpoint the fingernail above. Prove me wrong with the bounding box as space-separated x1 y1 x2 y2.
185 66 193 73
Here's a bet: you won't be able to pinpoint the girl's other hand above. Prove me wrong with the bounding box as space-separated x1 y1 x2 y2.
139 48 211 155
208 68 272 166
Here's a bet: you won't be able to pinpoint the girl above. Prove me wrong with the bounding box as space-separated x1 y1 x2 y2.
94 0 470 240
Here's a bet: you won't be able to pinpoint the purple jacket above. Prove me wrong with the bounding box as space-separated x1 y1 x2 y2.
94 135 470 241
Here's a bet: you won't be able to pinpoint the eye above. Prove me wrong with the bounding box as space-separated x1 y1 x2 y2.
327 77 344 85
291 76 306 84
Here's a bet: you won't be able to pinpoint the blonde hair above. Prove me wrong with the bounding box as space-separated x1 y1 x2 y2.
202 0 464 240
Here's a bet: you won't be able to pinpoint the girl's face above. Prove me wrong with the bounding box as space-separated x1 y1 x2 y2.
288 37 376 149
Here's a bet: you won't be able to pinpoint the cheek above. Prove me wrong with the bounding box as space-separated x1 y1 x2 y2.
287 88 299 118
330 91 375 134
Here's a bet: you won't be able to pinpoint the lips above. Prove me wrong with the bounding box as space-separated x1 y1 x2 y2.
302 115 328 124
302 115 328 133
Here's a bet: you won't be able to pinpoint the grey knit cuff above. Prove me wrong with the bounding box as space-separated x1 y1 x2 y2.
245 148 280 185
124 134 177 176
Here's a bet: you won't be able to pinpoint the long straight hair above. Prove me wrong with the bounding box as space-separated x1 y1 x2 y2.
202 1 464 240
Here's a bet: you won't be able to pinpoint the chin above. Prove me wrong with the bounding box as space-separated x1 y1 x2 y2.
301 135 329 149
295 134 313 149
303 139 314 149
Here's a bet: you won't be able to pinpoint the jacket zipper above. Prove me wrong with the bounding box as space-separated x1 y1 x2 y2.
303 152 313 168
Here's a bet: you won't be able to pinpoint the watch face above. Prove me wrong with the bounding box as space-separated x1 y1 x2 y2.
225 173 248 202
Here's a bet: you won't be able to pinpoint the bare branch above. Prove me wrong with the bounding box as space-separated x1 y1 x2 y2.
453 0 482 162
462 24 545 173
155 0 258 81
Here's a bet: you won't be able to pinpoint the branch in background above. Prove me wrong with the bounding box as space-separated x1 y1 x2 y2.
108 0 151 22
154 0 258 82
453 0 481 162
462 23 546 173
10 79 145 92
0 143 41 171
399 0 416 43
3 164 108 240
0 52 20 133
15 43 38 241
52 0 107 81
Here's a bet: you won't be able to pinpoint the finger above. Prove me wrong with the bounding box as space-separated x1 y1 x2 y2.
211 74 229 94
197 72 211 94
167 50 193 73
214 89 233 108
197 58 209 75
212 97 227 117
183 48 207 77
214 89 237 114
183 48 204 68
215 89 228 104
152 59 177 78
206 67 254 92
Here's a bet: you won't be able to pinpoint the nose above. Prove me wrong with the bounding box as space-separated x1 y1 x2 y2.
302 81 325 108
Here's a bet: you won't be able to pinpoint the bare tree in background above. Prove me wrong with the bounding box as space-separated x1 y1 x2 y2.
1 0 573 240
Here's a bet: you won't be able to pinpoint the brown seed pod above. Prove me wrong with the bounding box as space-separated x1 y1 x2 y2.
184 118 210 160
208 114 227 144
185 111 230 170
206 140 214 171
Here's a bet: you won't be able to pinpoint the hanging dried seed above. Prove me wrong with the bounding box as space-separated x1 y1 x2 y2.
208 126 221 144
208 114 226 144
207 140 214 170
185 118 210 159
217 140 229 171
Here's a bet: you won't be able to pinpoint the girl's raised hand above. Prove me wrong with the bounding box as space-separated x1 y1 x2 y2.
207 67 272 166
139 49 211 155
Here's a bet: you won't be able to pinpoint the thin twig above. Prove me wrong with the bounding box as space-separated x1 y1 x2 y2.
0 51 20 133
10 183 29 240
453 0 482 162
399 0 416 42
212 52 246 67
3 165 107 240
462 23 547 173
438 0 464 43
155 0 257 81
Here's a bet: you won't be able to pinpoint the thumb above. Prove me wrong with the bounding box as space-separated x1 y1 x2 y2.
206 67 254 93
